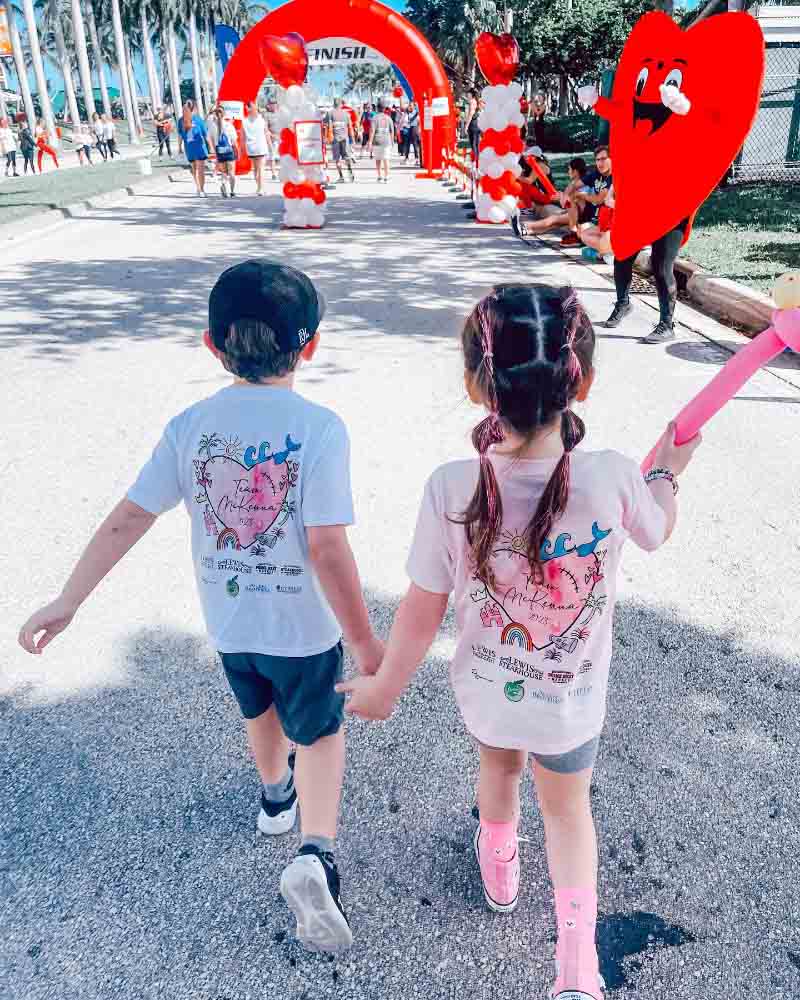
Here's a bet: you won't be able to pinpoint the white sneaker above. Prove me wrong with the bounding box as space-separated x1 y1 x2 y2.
280 847 353 954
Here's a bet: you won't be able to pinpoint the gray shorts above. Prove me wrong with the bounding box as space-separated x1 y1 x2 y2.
532 735 600 773
219 643 344 746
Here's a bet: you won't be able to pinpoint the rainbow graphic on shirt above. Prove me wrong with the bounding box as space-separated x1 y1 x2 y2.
501 622 534 652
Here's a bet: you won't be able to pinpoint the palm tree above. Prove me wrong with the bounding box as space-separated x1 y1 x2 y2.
40 0 80 124
70 0 96 117
406 0 501 95
153 0 182 111
107 0 140 141
138 0 162 111
181 0 205 115
20 0 57 140
85 0 111 115
2 1 36 127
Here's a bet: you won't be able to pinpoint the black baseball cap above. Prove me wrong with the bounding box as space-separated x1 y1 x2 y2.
208 260 326 353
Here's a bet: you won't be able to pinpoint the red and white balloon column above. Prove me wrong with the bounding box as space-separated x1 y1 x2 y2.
473 32 524 225
261 33 326 229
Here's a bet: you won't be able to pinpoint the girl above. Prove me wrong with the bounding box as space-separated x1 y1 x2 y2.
35 119 59 171
208 107 239 198
72 122 94 166
338 284 699 1000
0 117 19 177
177 100 209 197
92 112 107 161
19 124 36 174
242 101 269 195
102 114 119 159
368 100 395 183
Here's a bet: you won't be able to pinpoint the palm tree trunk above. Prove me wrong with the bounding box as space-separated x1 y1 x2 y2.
53 13 81 125
86 0 111 117
187 9 205 116
21 0 57 143
124 36 143 134
109 0 140 143
166 22 182 112
71 0 97 118
140 4 161 111
5 1 36 128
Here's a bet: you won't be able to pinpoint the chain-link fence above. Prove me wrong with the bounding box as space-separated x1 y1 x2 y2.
734 30 800 182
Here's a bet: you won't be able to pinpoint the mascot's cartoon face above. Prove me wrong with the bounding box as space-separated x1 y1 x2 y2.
608 11 764 259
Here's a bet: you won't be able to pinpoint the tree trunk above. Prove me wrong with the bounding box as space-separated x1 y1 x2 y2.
22 0 57 142
71 0 96 118
188 9 205 116
165 22 182 113
653 0 674 12
53 14 81 125
124 36 143 134
86 0 111 117
140 4 161 111
5 1 36 128
109 0 139 142
558 73 569 116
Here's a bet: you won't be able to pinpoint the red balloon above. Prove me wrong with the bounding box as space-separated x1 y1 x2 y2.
260 32 308 88
284 182 297 199
312 187 325 205
475 32 519 86
392 85 404 98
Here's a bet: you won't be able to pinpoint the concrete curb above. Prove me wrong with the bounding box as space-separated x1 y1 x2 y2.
3 169 190 239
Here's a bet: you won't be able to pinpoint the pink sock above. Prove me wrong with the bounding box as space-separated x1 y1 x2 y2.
553 887 600 994
480 819 517 862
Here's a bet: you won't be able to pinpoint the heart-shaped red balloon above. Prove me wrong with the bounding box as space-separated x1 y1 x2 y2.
475 32 519 86
260 32 308 89
599 12 764 260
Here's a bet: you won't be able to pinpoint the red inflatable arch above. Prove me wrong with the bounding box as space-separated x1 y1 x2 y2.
218 0 454 170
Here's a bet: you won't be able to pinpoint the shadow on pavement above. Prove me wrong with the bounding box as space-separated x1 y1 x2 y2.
3 592 797 999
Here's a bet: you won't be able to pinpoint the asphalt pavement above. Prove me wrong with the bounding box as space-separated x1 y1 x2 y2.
1 156 799 1000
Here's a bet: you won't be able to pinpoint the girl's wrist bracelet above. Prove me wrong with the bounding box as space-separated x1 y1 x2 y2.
644 467 679 495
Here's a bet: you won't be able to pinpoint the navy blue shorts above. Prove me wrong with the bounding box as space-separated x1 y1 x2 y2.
218 643 344 746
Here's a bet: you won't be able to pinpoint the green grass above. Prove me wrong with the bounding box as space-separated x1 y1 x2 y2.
683 183 800 296
0 154 180 226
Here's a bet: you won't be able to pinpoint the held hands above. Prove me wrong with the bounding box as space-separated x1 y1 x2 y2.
350 634 385 676
18 595 78 654
335 673 398 721
660 84 691 116
653 421 702 477
577 85 599 110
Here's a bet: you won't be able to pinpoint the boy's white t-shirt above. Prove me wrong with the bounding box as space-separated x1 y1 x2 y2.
406 449 667 754
128 385 354 657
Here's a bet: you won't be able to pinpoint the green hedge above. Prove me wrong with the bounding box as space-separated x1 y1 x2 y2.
541 112 598 153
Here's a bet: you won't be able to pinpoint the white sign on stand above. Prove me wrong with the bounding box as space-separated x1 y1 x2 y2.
295 120 324 165
220 100 244 120
431 96 449 117
423 105 433 131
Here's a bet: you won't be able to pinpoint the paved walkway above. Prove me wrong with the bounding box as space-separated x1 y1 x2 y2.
1 158 798 1000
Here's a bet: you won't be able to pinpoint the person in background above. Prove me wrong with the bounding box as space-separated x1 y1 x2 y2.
396 104 409 157
154 108 173 157
19 123 36 174
327 98 355 184
102 114 120 159
359 103 373 159
208 106 239 198
530 92 548 149
243 100 269 195
368 99 396 183
578 184 615 264
466 93 484 163
265 97 281 180
34 119 59 171
404 101 421 166
91 112 107 161
559 145 612 248
0 117 19 177
512 156 591 239
72 122 94 166
177 100 209 197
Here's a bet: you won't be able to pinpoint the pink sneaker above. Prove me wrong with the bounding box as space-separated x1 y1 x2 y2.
473 823 520 913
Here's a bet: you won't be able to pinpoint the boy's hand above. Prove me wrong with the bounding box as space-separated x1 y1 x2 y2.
19 596 78 654
336 674 398 721
350 634 385 676
653 421 702 476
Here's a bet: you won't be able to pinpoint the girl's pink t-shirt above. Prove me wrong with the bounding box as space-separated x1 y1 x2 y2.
406 449 668 754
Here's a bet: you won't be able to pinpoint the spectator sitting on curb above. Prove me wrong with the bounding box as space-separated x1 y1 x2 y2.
578 184 615 263
516 146 556 213
512 155 589 239
559 145 613 247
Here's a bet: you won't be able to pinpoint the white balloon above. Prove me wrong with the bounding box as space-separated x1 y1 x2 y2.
488 205 507 224
476 110 491 132
486 161 504 179
507 82 523 100
508 110 524 128
501 194 518 212
501 152 520 172
307 207 325 228
286 85 305 108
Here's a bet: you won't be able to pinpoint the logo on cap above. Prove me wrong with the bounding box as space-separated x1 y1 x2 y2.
298 328 310 346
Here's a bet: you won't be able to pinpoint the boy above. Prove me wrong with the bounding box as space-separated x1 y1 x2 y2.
512 155 590 239
18 260 383 955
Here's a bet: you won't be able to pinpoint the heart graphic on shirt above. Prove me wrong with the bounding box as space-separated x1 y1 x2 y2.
202 455 289 549
601 12 764 259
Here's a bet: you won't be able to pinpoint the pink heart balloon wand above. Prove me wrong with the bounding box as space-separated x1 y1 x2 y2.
642 272 800 472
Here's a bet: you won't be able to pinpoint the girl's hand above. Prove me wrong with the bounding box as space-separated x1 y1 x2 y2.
336 674 397 721
653 421 702 476
350 634 385 676
19 596 78 654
